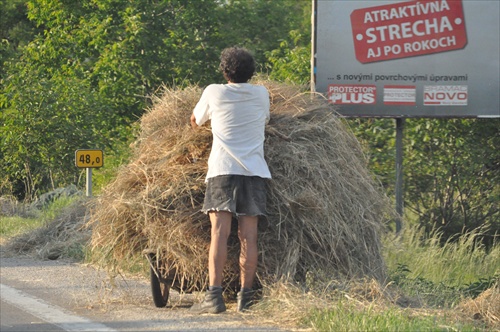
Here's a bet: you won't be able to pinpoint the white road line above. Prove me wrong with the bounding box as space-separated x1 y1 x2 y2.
0 284 117 332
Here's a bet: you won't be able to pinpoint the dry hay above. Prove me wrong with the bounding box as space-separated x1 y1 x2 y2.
457 284 500 329
88 80 393 293
248 278 412 328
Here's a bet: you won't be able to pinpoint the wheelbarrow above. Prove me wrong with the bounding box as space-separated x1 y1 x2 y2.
143 247 244 308
143 249 190 308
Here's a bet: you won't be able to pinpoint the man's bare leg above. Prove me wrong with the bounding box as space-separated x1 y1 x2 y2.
208 211 232 287
238 215 258 288
190 211 232 314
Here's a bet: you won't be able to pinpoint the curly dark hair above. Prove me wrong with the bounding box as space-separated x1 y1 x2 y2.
219 47 255 83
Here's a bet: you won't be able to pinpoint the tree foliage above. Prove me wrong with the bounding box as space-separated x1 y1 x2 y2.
219 0 310 69
266 30 311 85
4 0 221 196
404 118 499 244
345 117 499 244
0 0 40 78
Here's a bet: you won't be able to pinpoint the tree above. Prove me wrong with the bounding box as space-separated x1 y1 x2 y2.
0 0 40 79
266 29 311 85
219 0 310 70
1 0 224 198
404 118 500 245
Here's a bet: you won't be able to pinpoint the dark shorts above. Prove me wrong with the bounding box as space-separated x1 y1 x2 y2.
202 175 268 217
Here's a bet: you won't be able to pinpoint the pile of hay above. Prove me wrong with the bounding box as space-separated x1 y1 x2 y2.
88 80 393 292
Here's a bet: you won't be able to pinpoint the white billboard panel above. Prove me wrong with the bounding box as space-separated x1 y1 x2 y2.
314 0 500 117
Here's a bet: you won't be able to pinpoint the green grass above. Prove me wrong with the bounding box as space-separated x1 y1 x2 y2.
299 224 499 331
383 225 499 308
384 225 499 287
1 195 92 262
0 196 80 240
305 302 484 332
0 215 43 239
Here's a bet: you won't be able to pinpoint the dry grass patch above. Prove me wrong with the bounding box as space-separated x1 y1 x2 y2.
3 197 90 260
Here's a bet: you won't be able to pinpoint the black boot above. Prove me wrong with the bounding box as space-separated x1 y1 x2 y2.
190 287 226 314
237 288 254 312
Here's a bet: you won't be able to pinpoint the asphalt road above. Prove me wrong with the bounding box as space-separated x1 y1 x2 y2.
1 298 65 331
0 253 284 332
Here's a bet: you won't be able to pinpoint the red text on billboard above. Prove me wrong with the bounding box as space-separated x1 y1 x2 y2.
350 0 467 63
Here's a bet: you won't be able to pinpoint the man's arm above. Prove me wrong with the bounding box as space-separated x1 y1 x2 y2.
190 113 198 129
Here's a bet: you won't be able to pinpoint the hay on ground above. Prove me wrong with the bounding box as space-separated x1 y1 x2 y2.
88 80 393 293
457 285 500 329
4 197 90 260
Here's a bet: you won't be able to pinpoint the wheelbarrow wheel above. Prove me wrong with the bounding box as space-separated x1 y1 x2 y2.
150 265 170 308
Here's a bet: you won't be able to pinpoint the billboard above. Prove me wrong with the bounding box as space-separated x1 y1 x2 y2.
313 0 500 117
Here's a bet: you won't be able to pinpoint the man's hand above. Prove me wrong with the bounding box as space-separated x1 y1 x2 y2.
190 114 198 129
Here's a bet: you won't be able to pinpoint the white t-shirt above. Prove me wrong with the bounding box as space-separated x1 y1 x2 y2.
192 83 272 180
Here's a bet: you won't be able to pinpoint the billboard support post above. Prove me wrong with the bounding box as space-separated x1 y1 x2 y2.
395 118 404 233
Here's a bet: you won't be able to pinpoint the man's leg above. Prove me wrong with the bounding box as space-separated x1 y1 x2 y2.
190 210 232 314
209 211 232 287
238 216 258 288
237 215 258 312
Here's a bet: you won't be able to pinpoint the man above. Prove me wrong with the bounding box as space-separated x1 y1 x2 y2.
189 47 271 314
